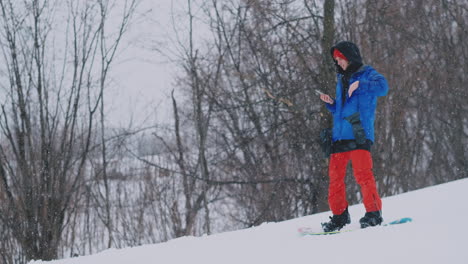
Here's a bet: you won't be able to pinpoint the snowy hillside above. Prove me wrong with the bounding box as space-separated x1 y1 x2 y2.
31 179 468 264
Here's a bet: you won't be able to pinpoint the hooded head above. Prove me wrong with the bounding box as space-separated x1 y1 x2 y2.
330 41 363 74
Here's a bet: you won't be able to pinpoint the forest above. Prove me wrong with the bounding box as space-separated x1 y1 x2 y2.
0 0 466 263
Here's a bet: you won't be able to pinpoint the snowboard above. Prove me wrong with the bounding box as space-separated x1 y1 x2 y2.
298 217 412 236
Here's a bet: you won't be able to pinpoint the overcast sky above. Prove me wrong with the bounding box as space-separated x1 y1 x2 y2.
108 0 202 128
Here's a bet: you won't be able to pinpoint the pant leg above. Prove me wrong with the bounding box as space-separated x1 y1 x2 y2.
328 152 350 215
350 150 382 212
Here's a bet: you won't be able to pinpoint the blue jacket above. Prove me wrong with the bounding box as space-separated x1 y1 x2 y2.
326 65 388 143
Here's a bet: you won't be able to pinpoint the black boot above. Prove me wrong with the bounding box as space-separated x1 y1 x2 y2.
359 211 383 228
321 208 351 232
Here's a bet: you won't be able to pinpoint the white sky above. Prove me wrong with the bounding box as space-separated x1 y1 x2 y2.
105 0 178 128
107 0 208 128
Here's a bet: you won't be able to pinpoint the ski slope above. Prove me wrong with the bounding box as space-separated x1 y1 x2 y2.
31 178 468 264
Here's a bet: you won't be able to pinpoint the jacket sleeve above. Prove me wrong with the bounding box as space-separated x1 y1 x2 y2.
326 102 336 113
358 70 389 97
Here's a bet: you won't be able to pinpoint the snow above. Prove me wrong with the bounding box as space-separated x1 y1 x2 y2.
30 178 468 264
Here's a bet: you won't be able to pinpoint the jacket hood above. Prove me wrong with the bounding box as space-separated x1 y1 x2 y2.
330 41 363 74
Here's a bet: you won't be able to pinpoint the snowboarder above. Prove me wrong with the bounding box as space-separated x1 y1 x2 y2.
319 41 389 232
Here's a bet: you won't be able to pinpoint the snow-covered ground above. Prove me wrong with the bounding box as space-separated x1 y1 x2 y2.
31 178 468 264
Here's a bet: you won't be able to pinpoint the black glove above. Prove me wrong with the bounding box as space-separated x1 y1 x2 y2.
344 112 366 145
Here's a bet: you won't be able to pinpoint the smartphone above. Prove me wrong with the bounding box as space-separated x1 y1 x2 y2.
315 89 325 96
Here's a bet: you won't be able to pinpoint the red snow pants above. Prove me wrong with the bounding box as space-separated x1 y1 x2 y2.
328 149 382 215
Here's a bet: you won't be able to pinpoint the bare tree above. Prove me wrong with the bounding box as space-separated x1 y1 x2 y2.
158 0 339 226
0 0 137 261
157 0 217 237
172 0 467 228
94 0 138 249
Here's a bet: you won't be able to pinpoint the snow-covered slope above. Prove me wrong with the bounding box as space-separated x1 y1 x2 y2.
31 178 468 264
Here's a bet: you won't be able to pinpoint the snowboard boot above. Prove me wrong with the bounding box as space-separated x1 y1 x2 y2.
359 211 383 228
321 207 351 232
